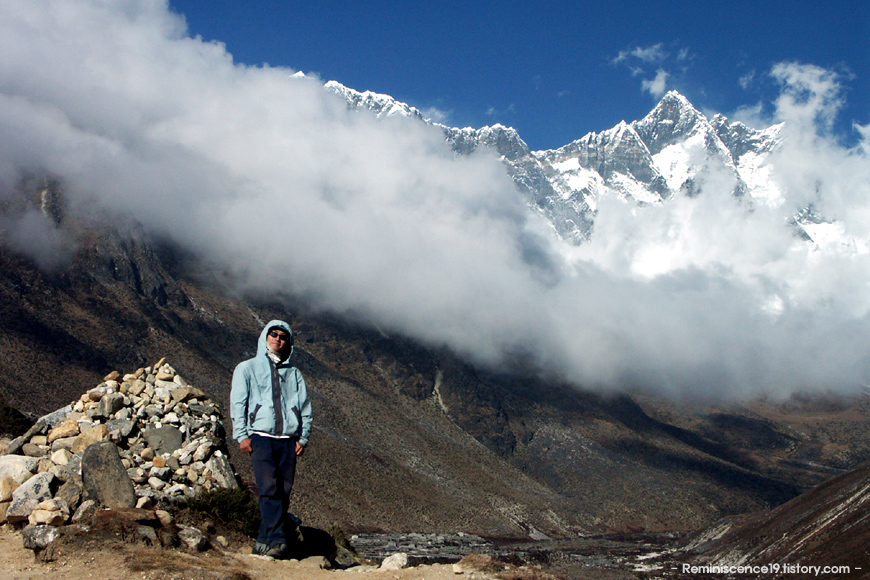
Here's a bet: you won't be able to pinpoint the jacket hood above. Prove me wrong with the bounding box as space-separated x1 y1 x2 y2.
257 319 294 360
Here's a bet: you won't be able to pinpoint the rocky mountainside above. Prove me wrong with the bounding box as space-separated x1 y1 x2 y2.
671 458 870 577
1 180 869 540
326 84 783 244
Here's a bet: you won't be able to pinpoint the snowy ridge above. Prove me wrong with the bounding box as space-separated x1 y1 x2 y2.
326 82 790 245
325 80 427 122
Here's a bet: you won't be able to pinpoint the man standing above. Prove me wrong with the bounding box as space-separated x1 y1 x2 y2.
231 320 312 558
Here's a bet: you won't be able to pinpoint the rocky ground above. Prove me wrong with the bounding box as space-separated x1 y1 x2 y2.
0 520 592 580
1 521 694 580
0 523 483 580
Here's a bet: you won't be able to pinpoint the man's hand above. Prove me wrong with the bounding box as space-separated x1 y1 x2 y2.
239 438 252 454
296 441 305 456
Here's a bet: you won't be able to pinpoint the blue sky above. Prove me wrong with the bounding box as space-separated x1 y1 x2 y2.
168 0 869 150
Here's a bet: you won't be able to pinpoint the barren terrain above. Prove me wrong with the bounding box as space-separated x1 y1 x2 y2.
0 525 552 580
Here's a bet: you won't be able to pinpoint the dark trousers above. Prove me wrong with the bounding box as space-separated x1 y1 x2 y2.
250 434 297 546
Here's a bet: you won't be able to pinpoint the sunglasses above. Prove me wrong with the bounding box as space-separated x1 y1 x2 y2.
268 330 290 341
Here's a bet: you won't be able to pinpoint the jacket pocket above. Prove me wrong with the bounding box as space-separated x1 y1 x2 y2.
248 403 262 427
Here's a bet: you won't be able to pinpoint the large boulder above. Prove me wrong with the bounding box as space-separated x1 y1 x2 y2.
81 441 136 509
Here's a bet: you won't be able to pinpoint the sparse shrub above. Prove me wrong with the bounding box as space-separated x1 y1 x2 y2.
188 487 260 538
327 522 354 553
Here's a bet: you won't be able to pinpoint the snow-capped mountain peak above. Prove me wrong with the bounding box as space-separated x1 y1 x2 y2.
325 81 785 244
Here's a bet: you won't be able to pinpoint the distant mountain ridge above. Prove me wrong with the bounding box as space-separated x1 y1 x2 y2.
325 83 784 244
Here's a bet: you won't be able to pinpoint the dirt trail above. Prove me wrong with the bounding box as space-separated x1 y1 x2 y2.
0 525 517 580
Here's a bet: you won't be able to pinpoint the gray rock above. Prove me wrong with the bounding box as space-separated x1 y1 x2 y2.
100 392 125 417
56 480 82 510
148 466 171 480
0 455 39 483
59 453 83 486
142 426 183 455
193 442 213 463
49 436 77 452
81 441 136 509
38 405 73 428
21 443 47 457
50 449 72 466
106 418 136 439
7 472 55 523
127 467 147 484
380 552 409 570
7 420 47 455
147 476 166 490
166 483 191 496
71 499 96 524
137 525 160 545
22 524 61 551
178 525 208 551
205 453 239 490
188 404 213 416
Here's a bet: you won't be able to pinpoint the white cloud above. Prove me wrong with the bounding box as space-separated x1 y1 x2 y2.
613 43 688 99
1 3 869 400
642 69 669 98
614 43 668 65
421 106 449 124
856 122 870 156
771 62 845 132
0 209 75 271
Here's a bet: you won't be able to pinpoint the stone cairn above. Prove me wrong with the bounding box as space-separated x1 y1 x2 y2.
0 358 239 551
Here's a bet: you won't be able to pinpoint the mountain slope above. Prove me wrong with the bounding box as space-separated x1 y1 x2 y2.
676 458 870 575
2 185 870 538
1 91 867 540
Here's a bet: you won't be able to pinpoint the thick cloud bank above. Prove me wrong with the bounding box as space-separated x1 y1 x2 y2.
1 0 869 399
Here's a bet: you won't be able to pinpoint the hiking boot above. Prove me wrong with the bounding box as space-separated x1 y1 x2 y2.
253 541 269 556
266 542 287 559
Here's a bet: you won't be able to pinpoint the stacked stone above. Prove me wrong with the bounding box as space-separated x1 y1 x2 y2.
0 358 239 528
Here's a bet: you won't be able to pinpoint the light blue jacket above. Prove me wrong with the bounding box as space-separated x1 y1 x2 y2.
230 320 312 445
